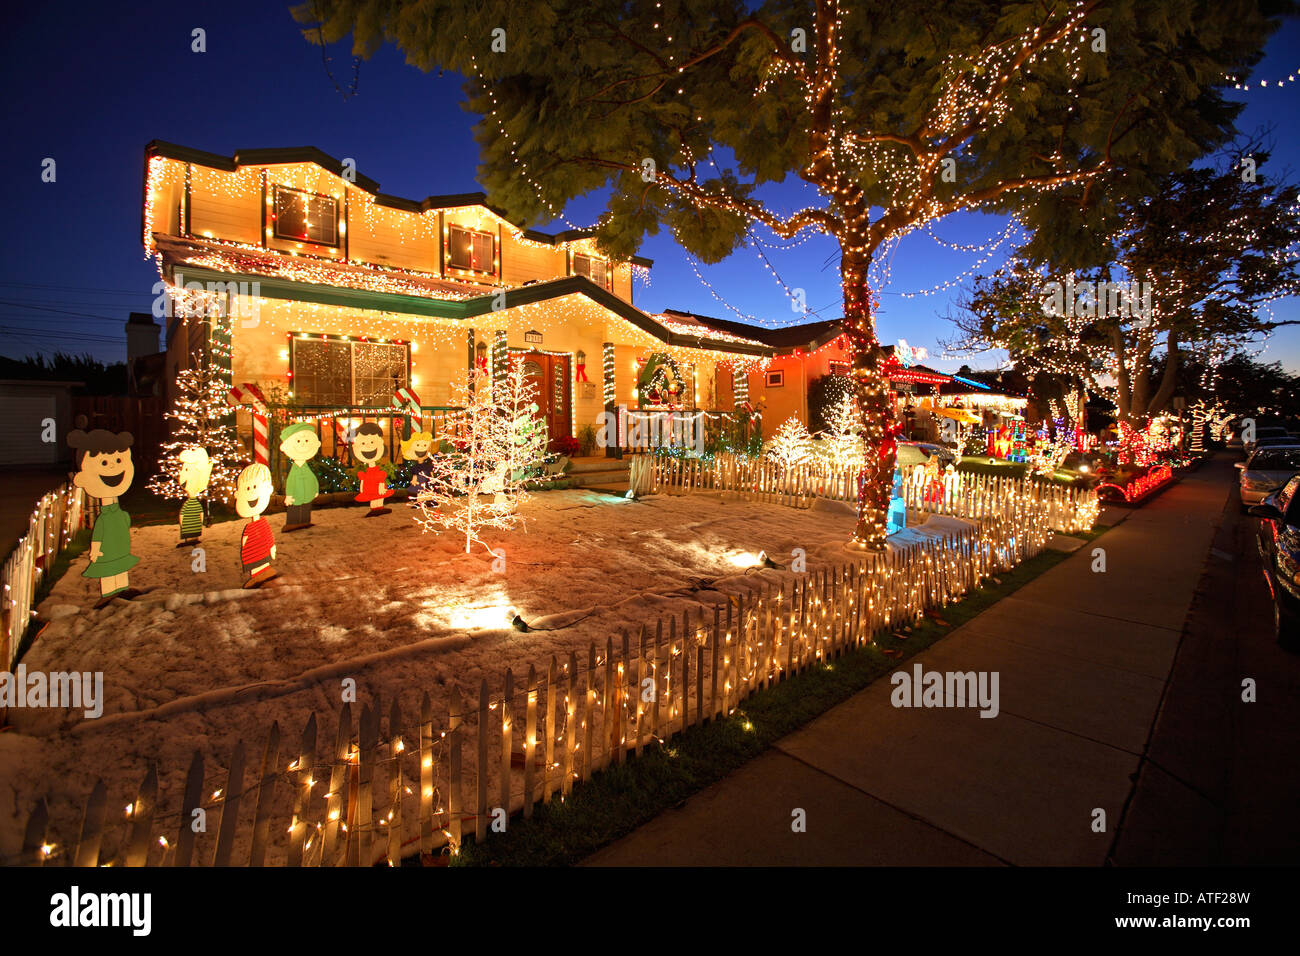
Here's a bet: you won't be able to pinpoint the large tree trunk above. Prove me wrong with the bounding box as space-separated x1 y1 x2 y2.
839 250 894 551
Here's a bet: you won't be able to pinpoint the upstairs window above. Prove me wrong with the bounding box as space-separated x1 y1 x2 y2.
573 253 609 289
448 225 496 274
829 360 851 377
272 185 339 246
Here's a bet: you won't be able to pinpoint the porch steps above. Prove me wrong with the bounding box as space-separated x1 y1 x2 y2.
564 456 630 493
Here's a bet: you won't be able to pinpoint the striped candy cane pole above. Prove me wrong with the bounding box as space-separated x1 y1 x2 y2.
227 382 270 465
392 386 422 434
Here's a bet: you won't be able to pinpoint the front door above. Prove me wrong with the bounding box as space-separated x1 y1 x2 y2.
510 351 570 452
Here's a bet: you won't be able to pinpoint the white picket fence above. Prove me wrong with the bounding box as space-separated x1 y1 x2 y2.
629 452 1099 534
2 482 87 672
12 497 1059 867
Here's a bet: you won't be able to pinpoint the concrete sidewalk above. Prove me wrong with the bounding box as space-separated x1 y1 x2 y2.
585 461 1231 866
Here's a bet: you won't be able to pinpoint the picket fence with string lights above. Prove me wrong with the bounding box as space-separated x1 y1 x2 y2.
14 472 1074 867
628 452 1100 535
2 483 87 671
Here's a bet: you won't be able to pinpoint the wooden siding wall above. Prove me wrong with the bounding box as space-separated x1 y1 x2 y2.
167 159 642 298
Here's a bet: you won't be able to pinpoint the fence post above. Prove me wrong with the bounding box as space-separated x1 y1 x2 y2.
322 704 351 866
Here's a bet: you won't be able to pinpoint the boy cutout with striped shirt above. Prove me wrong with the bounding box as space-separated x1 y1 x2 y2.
176 447 211 547
236 463 277 588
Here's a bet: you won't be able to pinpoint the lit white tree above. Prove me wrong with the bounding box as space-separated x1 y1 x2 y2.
764 417 813 470
413 366 550 554
817 394 864 472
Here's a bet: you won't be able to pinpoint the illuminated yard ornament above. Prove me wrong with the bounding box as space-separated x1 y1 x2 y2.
886 466 907 536
236 463 277 588
818 394 865 471
70 429 141 607
1028 437 1071 477
401 429 436 498
279 423 322 532
765 417 814 470
176 447 211 546
413 366 550 554
353 422 395 516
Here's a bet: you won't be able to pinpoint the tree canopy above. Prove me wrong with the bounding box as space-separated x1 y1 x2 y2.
947 151 1300 426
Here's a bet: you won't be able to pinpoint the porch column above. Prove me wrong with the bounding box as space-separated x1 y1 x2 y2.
732 366 749 408
602 342 619 459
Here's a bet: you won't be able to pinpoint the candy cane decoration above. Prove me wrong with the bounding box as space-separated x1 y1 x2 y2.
392 386 422 432
227 382 270 465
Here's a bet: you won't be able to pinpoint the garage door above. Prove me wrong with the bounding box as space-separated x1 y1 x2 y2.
0 396 58 465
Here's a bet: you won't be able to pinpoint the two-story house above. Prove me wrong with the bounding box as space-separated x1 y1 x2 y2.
143 141 783 457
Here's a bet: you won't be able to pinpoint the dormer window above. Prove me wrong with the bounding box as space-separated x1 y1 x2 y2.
272 185 338 246
448 225 496 274
573 253 609 289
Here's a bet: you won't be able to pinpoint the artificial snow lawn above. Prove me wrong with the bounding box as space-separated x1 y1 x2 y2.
0 489 961 861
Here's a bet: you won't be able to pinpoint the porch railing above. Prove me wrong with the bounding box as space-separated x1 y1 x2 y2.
614 407 761 457
255 404 465 485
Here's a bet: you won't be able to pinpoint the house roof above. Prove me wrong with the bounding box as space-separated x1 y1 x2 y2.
155 236 771 358
938 374 1025 398
658 310 846 352
143 140 654 267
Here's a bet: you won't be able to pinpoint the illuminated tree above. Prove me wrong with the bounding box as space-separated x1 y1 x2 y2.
300 0 1287 546
817 393 865 470
949 154 1300 460
765 416 814 469
148 365 244 504
413 366 549 554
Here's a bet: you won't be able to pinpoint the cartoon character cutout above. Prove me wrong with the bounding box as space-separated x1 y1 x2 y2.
176 446 211 547
352 422 394 516
279 423 322 532
400 429 435 501
236 463 277 587
69 429 141 607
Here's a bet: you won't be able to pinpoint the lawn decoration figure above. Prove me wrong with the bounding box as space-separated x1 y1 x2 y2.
353 422 394 516
70 429 141 608
176 446 211 547
412 366 549 554
401 429 435 499
279 422 322 531
236 463 277 587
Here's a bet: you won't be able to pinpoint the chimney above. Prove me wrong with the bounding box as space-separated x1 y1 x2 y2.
125 311 160 362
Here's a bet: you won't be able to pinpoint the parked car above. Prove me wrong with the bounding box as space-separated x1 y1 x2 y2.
1244 425 1293 455
896 440 957 471
1236 445 1300 509
1250 474 1300 644
1254 434 1299 450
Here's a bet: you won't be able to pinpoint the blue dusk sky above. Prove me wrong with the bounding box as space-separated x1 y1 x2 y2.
1 1 1296 372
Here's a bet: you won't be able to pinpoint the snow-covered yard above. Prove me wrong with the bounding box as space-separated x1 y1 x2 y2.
2 488 905 860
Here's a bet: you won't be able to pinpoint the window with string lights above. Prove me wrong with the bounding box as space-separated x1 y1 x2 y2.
271 185 338 246
447 225 496 274
572 253 610 289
